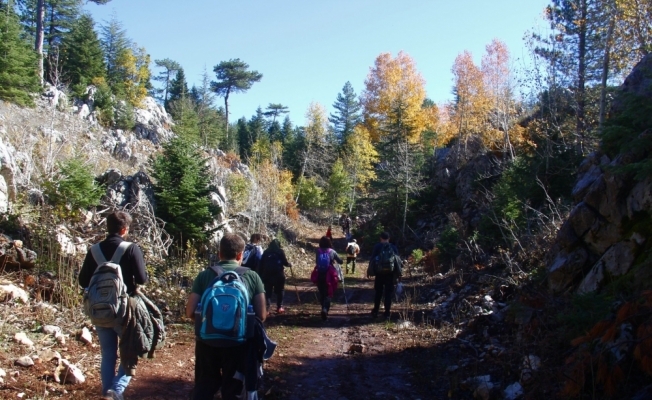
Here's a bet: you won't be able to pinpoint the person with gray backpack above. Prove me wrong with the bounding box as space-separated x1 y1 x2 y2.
79 211 148 400
367 231 402 320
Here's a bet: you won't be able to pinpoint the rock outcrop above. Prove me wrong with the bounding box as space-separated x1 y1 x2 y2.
546 54 652 293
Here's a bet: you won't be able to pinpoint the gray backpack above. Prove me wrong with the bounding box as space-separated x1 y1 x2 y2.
83 241 131 328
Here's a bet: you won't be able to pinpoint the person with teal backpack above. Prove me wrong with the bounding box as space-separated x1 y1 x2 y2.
185 234 267 400
368 231 402 320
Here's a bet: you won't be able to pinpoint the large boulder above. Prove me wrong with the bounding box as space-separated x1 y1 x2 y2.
133 97 175 144
547 55 652 293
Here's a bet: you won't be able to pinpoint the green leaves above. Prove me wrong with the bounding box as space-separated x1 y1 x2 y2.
151 138 220 248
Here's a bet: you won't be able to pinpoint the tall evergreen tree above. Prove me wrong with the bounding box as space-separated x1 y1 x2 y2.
167 67 188 108
100 13 129 88
280 115 293 145
151 137 220 249
263 103 289 123
192 69 225 148
153 58 180 108
60 13 104 88
329 81 362 145
268 120 282 142
211 58 262 142
0 4 40 106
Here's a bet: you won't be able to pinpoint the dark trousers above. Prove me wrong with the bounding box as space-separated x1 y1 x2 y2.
317 275 331 312
192 340 246 400
373 273 395 316
263 272 285 308
345 257 356 273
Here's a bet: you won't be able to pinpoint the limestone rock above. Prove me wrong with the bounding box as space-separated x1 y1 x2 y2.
54 359 85 385
14 332 34 347
42 325 62 336
14 356 34 367
504 382 523 400
37 349 61 363
0 282 29 303
133 96 174 145
79 327 93 345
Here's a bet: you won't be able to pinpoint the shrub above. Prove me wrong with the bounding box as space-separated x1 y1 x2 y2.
43 158 104 211
437 224 460 262
225 173 251 214
296 177 324 211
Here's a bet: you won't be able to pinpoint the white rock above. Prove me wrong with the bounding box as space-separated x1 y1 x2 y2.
54 359 85 384
0 368 5 377
34 302 58 313
504 382 524 400
522 355 541 371
15 356 34 367
37 349 61 363
42 325 62 336
55 332 66 345
0 283 29 303
79 327 92 345
13 332 34 347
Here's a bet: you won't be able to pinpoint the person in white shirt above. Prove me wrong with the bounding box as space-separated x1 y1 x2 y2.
345 239 360 274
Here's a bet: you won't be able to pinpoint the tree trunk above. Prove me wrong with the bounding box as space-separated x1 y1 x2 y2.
599 11 616 129
35 0 45 85
224 91 230 144
576 0 588 151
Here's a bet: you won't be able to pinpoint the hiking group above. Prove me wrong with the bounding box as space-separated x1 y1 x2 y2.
80 211 401 400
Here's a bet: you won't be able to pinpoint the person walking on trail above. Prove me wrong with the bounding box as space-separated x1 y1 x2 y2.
242 233 264 273
345 239 360 274
259 239 292 313
311 236 343 320
185 233 267 400
326 225 333 241
79 211 148 400
368 232 402 320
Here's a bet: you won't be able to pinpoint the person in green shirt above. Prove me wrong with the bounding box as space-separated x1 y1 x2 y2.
185 233 266 400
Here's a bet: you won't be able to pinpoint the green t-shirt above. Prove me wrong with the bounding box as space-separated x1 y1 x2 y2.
191 260 265 302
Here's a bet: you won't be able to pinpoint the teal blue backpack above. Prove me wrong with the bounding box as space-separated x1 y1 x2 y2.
195 266 251 347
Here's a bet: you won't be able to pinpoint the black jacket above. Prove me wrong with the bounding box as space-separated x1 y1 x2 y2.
79 234 148 294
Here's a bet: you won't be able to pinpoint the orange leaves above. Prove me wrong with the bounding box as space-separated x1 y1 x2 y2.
361 51 429 143
588 319 612 340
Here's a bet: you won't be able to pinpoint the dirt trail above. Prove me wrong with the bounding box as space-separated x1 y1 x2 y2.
86 230 446 399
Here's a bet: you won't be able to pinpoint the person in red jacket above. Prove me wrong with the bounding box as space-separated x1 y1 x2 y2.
326 225 333 241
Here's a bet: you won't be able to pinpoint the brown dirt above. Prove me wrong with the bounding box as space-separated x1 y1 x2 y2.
0 229 452 400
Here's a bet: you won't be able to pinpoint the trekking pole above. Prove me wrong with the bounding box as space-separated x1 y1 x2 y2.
339 264 350 312
288 264 301 304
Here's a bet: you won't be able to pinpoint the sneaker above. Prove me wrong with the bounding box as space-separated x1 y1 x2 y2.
277 307 285 313
384 312 391 320
106 389 124 400
321 307 328 320
371 309 378 318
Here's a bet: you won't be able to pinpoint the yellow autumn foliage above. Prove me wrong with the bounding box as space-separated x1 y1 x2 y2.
362 51 433 143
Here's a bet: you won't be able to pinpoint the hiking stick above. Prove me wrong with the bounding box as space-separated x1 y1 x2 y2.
339 264 350 312
288 264 301 304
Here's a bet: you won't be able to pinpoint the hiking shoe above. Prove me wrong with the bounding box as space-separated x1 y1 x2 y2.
277 307 285 313
371 309 378 318
321 307 328 320
384 313 391 320
106 389 124 400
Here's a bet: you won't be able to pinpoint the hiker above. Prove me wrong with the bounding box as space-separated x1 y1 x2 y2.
79 211 148 400
326 225 333 241
339 214 347 234
344 215 352 235
259 239 292 313
185 233 266 400
345 238 360 274
368 232 402 320
242 233 264 273
310 236 343 320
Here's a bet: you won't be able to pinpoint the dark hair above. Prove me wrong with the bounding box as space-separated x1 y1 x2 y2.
250 233 262 244
107 211 132 234
380 231 390 240
319 236 332 249
220 233 245 260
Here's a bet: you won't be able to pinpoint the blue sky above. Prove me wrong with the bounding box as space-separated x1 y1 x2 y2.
85 0 550 126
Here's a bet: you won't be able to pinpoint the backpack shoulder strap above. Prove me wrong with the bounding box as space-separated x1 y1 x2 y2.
110 241 132 263
90 244 107 265
234 266 250 276
209 265 225 277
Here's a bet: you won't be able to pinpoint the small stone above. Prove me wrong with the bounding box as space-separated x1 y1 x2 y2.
14 332 34 347
504 382 524 400
347 344 367 353
79 327 92 345
55 332 66 345
38 349 61 363
42 325 62 335
54 359 85 384
15 356 34 367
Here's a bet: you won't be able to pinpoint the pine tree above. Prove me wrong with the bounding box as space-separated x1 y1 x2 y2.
60 13 104 89
153 58 180 108
151 137 220 248
0 4 40 106
211 58 262 141
193 68 225 148
100 13 129 89
330 81 362 145
167 67 188 108
263 103 289 123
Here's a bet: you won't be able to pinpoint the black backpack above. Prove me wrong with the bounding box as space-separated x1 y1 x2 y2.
373 243 398 275
261 251 283 276
242 244 258 269
346 244 356 256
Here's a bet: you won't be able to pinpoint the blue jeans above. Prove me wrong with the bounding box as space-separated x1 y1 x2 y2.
96 326 131 395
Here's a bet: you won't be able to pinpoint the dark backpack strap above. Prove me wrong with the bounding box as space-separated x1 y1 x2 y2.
209 265 249 277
